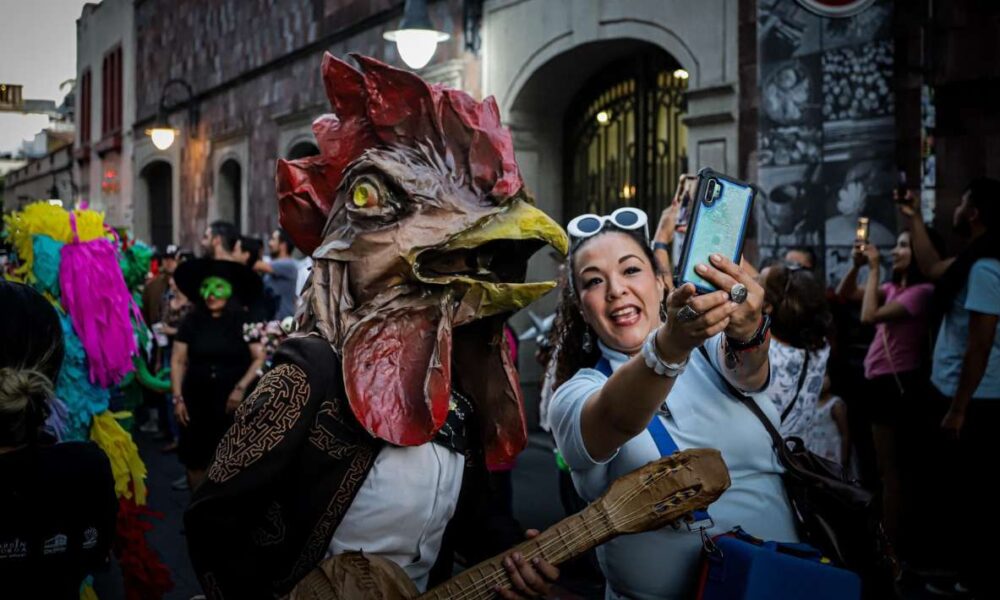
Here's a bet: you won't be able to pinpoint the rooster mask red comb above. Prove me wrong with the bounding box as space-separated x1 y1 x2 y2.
276 53 568 464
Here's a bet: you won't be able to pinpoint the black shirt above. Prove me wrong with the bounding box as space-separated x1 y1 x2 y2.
176 308 252 372
0 442 117 599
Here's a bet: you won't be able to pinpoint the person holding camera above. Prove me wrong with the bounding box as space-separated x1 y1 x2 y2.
836 230 938 557
548 207 796 599
896 180 1000 596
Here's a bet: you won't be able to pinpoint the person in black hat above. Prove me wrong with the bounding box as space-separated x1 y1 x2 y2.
170 259 265 490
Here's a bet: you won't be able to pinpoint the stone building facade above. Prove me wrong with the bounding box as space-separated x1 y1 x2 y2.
130 0 743 400
4 142 75 210
120 0 1000 415
75 0 136 231
133 0 476 249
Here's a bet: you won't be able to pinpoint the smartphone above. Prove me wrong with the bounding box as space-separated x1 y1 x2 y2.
855 217 870 245
895 169 908 203
674 168 757 293
674 174 699 233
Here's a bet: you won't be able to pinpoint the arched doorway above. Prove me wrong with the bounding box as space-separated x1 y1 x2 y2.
503 39 691 417
564 48 688 219
217 158 242 232
286 141 319 159
140 161 173 251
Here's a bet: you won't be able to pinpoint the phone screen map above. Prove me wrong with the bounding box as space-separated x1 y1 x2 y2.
683 181 750 290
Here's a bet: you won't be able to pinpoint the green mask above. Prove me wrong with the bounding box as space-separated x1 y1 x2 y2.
200 276 233 301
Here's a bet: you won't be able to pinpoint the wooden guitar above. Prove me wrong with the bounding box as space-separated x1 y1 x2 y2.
288 448 731 600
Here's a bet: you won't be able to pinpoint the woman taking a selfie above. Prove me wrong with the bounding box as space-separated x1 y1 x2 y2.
835 230 938 557
548 208 798 600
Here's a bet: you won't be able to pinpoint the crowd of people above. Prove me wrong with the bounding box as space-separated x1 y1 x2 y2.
2 175 999 600
1 54 998 600
132 222 309 490
531 177 1000 599
0 210 318 598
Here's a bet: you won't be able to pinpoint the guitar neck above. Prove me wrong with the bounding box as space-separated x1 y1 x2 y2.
417 503 613 600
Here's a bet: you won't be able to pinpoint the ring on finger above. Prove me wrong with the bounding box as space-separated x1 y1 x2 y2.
730 283 748 304
677 305 701 322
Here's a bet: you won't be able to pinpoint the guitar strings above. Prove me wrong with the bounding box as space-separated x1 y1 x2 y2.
433 467 688 600
426 465 694 600
436 503 666 600
428 465 699 600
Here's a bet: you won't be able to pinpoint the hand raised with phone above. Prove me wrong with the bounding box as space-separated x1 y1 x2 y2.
895 188 918 218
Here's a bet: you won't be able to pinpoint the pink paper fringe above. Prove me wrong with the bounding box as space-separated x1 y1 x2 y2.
59 237 138 387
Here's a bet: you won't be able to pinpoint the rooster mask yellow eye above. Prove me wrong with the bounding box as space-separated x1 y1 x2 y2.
352 181 379 208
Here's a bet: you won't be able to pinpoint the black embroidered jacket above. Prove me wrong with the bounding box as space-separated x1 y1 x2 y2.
184 335 383 599
184 335 493 599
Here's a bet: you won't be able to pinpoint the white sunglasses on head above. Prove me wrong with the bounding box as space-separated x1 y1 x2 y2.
567 207 649 243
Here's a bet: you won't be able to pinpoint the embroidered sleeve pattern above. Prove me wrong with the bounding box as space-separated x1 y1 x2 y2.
207 363 311 483
281 444 376 590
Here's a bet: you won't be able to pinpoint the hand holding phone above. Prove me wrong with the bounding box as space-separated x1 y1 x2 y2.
674 168 757 293
895 188 918 218
855 217 870 245
851 245 867 268
895 170 908 201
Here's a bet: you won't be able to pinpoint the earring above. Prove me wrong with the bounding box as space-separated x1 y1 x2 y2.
582 329 593 353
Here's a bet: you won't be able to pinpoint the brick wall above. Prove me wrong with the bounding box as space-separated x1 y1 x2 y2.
135 0 476 246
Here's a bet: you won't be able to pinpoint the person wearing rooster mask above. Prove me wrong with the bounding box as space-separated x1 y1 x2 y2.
184 54 568 599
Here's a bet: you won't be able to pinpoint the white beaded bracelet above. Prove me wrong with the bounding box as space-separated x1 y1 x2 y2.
641 330 688 378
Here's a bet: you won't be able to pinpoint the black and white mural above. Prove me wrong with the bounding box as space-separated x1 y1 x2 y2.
757 0 896 286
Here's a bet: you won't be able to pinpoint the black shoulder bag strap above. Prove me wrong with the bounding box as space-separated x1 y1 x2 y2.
696 345 784 451
780 350 810 424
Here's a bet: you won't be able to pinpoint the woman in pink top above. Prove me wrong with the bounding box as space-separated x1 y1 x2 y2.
836 230 935 555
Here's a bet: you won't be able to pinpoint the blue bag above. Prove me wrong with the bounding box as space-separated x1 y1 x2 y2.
696 528 861 600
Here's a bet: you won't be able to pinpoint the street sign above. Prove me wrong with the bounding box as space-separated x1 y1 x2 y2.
0 84 24 111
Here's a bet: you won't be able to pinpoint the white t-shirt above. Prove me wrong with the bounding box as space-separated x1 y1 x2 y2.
810 396 845 466
766 340 830 441
327 443 464 592
549 335 799 600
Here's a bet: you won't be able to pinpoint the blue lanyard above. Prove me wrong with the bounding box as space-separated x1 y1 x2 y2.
594 357 714 529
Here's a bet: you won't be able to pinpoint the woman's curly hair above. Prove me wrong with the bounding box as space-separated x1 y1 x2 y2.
763 264 832 351
549 228 662 389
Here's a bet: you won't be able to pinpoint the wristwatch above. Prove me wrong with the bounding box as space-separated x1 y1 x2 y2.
641 331 688 378
725 314 772 352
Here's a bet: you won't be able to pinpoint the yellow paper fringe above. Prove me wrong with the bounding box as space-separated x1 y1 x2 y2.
2 202 108 281
89 411 148 505
80 582 99 600
72 208 107 242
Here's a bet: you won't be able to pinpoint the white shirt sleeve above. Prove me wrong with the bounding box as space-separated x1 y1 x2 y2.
549 369 620 472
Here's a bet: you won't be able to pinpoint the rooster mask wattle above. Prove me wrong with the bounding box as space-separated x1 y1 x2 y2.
276 53 568 465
